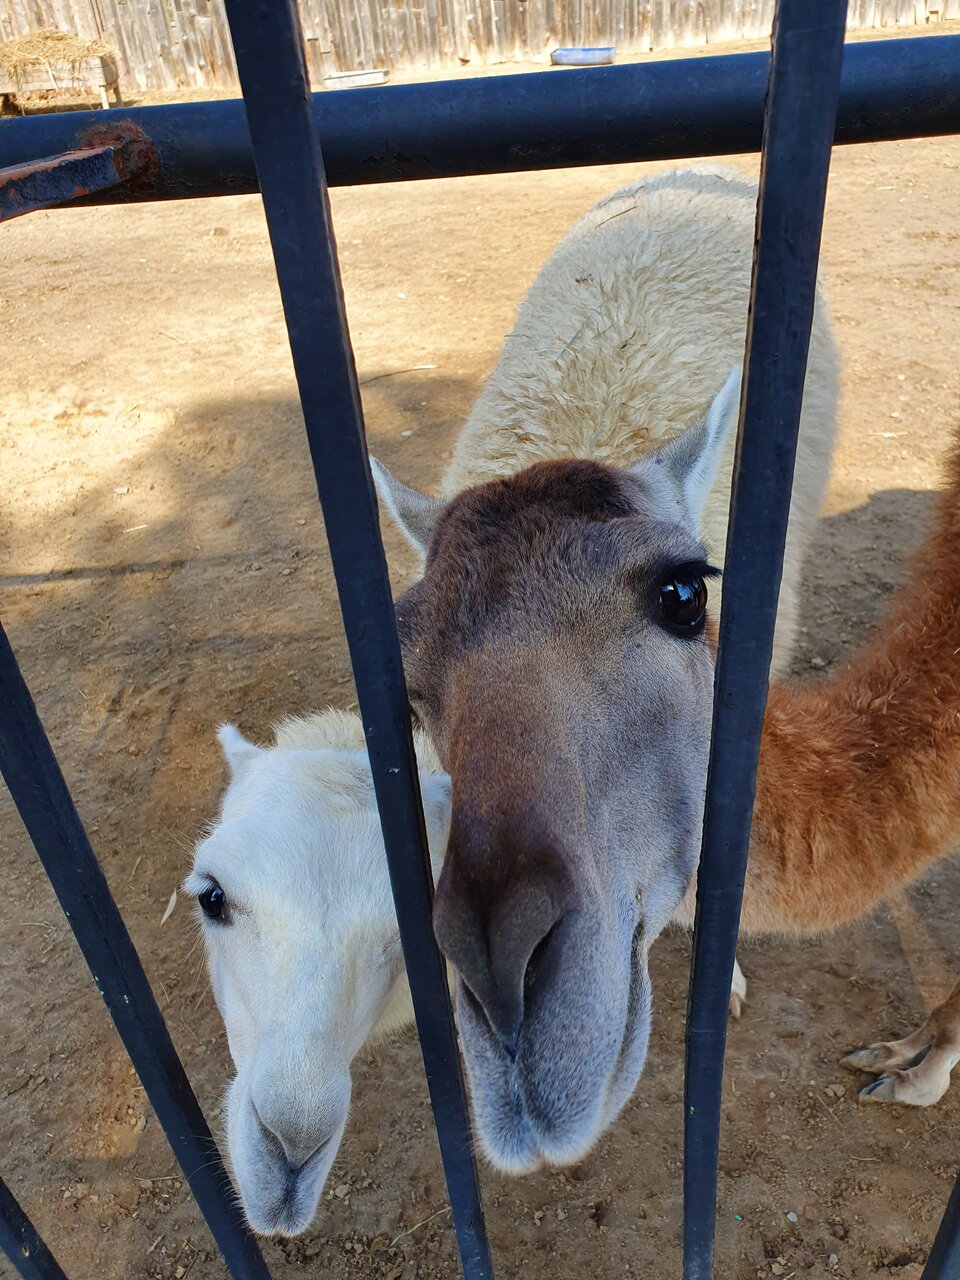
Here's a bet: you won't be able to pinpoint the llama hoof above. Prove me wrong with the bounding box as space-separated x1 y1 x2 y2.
858 1073 901 1103
729 961 747 1020
841 1040 930 1076
857 1067 951 1107
841 1044 902 1074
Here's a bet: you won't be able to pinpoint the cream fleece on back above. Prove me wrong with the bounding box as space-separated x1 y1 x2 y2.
441 166 840 676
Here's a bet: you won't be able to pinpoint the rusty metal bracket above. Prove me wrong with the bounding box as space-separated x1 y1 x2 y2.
0 122 157 221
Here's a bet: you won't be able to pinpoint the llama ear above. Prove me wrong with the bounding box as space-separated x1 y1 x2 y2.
216 724 261 779
370 456 445 558
633 366 742 529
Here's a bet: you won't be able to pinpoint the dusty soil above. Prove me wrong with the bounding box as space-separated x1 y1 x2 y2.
2 58 960 1280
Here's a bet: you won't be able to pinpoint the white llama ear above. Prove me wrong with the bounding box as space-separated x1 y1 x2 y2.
216 723 261 779
634 366 742 529
370 456 445 558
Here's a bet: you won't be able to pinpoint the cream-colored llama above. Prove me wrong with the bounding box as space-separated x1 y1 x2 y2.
436 165 839 677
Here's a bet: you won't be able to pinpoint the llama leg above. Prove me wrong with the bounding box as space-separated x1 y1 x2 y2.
670 889 747 1019
842 977 960 1106
729 956 747 1020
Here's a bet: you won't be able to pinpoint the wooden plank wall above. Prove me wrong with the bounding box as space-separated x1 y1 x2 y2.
0 0 957 90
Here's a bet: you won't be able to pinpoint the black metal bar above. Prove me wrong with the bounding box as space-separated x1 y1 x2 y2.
0 624 271 1280
682 4 847 1279
0 1177 69 1280
923 1172 960 1279
219 2 493 1276
0 37 955 204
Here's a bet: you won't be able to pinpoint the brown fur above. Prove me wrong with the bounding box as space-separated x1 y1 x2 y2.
741 433 960 935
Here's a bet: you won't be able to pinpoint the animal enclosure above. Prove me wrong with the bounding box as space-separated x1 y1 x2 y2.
1 12 960 1280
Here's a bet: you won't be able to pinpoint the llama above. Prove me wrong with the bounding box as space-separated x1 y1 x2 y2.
371 164 841 1173
189 164 834 1227
184 710 451 1237
725 431 960 1107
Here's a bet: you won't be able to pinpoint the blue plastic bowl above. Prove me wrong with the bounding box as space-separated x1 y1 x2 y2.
550 46 616 66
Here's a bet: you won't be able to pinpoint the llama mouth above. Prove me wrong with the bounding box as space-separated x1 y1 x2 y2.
233 1090 347 1236
597 922 652 1127
252 1138 338 1237
456 919 651 1173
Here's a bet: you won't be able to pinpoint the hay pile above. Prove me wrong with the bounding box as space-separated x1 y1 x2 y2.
0 28 116 83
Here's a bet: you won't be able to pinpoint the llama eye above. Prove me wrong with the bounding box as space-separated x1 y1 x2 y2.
198 882 227 920
659 571 708 633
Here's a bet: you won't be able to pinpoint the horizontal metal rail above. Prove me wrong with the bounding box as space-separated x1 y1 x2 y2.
0 623 271 1280
682 3 847 1276
0 36 955 202
0 1177 69 1280
219 0 492 1276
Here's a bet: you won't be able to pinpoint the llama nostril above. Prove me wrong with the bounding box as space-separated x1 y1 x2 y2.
449 906 568 1060
523 919 562 1005
463 982 522 1058
435 822 576 1060
251 1100 283 1159
285 1135 332 1178
251 1100 334 1176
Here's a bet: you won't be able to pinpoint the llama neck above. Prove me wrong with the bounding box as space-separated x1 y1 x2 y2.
368 958 457 1046
370 972 417 1043
741 441 960 936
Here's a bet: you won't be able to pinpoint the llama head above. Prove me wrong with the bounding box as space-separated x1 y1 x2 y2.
373 369 740 1173
185 715 450 1236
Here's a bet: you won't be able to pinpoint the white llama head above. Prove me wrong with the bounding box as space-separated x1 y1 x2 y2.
185 712 449 1236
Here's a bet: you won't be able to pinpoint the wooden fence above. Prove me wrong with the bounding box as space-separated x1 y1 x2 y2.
1 0 958 92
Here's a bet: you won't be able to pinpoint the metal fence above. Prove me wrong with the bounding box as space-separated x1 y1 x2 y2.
0 5 959 1279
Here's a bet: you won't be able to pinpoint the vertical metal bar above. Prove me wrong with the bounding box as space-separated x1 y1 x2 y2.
0 625 271 1280
682 4 847 1278
218 3 493 1277
923 1172 960 1279
0 1177 69 1280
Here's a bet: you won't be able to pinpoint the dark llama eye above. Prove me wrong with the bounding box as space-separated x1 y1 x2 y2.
199 883 226 919
660 571 708 633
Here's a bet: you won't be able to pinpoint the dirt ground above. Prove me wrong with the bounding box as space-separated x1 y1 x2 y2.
2 45 960 1280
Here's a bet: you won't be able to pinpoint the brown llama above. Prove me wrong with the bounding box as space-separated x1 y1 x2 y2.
732 431 960 1105
376 408 960 1171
